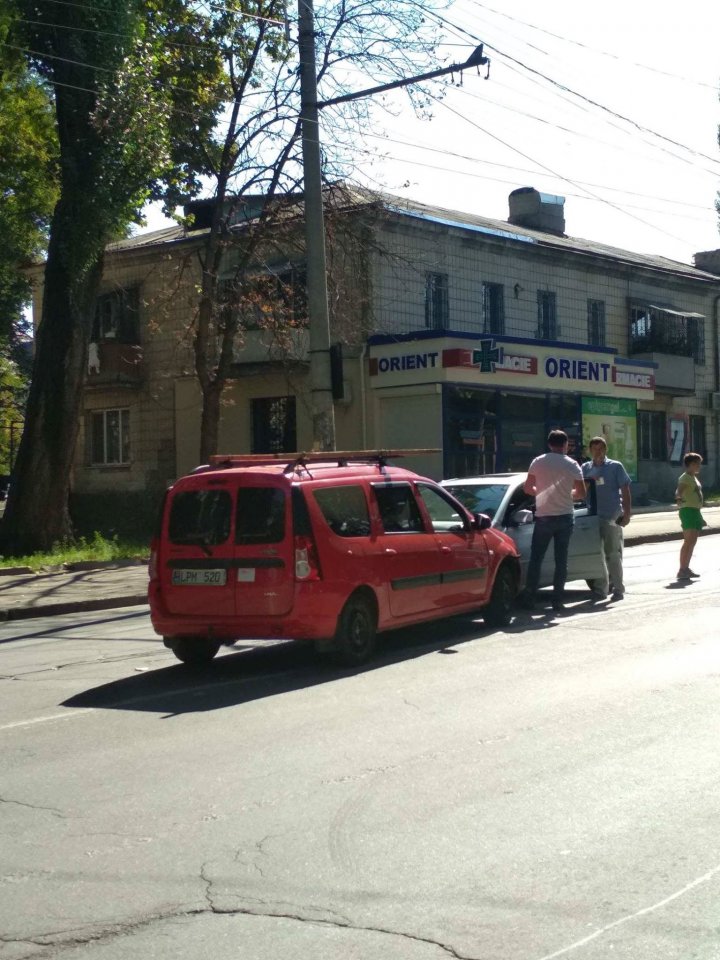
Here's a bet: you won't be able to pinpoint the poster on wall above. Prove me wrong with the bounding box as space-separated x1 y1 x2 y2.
667 416 688 464
581 396 638 480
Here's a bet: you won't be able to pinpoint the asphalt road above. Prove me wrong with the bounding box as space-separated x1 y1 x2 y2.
2 538 720 960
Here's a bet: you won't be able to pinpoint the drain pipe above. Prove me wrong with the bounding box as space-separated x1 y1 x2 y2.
359 340 369 448
714 294 720 487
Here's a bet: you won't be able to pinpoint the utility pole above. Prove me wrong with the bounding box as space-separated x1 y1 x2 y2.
297 0 489 451
298 0 335 451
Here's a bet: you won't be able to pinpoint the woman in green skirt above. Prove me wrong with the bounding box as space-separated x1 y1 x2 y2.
675 452 705 580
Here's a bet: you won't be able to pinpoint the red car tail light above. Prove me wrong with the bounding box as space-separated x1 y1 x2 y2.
294 535 321 580
149 539 158 580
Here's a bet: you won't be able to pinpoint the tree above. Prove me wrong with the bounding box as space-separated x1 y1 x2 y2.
0 0 226 554
0 65 57 345
171 0 452 464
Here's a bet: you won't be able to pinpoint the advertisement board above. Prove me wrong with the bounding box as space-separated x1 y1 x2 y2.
581 396 638 480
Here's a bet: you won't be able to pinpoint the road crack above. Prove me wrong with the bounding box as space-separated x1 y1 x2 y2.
0 796 65 818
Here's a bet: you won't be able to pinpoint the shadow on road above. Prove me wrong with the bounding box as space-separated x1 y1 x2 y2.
61 588 604 718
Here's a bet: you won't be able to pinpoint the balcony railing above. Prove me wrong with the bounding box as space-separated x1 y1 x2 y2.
629 305 704 362
87 341 144 385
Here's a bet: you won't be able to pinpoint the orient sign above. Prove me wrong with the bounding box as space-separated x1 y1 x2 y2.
369 338 654 393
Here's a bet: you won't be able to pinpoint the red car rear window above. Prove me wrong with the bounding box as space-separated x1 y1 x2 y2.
168 490 232 545
235 487 286 544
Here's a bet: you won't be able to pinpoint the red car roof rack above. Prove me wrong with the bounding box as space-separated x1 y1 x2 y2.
207 448 439 472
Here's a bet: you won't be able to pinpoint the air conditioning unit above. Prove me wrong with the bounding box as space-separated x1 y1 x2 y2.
709 392 720 411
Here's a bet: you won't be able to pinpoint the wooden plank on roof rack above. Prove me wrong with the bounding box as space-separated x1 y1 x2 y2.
208 448 440 466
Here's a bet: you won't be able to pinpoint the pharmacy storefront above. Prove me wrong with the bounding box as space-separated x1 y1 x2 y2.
367 332 655 480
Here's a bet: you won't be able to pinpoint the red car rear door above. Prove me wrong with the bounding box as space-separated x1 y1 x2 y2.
370 482 444 618
160 478 236 618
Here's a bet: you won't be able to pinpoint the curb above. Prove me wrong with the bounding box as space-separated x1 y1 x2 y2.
0 594 148 622
0 530 716 624
625 527 720 547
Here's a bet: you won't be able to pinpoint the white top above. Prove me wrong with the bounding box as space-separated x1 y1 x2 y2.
528 452 583 517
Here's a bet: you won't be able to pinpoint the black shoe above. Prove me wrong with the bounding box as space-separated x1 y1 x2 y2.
517 592 535 611
551 600 565 613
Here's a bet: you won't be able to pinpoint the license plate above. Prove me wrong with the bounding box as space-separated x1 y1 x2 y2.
171 568 227 586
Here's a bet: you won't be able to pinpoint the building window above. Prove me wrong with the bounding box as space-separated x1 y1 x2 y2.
638 410 666 461
536 290 557 339
251 396 296 453
221 266 307 331
92 289 140 343
629 302 705 364
689 414 707 460
90 409 130 465
482 282 504 335
587 299 606 346
425 272 449 329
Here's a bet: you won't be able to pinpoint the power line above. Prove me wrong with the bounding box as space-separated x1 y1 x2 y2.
467 0 717 91
360 130 716 213
450 72 720 181
423 7 720 170
429 91 693 246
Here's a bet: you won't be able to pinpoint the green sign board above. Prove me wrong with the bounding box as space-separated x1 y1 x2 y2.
581 396 638 480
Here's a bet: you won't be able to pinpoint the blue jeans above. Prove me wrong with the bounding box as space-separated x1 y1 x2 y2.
525 514 574 600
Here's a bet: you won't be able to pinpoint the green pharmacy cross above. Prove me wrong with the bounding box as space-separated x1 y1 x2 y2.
472 340 503 373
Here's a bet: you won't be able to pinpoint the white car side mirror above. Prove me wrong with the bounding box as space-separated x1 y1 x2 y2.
511 508 534 526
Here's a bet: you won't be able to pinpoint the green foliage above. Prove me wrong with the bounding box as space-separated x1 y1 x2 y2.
0 351 24 472
0 531 147 570
0 64 57 341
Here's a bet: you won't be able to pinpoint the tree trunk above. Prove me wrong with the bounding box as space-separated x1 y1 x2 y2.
198 380 223 465
0 197 101 555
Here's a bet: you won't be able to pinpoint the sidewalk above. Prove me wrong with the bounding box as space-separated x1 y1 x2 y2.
1 505 719 622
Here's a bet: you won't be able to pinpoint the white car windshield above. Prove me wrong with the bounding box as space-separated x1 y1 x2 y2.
444 483 510 520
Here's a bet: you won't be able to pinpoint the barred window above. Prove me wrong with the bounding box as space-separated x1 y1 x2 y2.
537 290 557 339
425 272 449 330
587 299 606 346
688 415 707 461
637 410 666 461
482 282 504 335
251 396 296 454
91 409 130 465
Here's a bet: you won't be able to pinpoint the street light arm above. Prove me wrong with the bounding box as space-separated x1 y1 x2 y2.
317 45 489 109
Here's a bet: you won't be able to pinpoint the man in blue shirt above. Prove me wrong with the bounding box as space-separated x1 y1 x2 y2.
581 436 632 601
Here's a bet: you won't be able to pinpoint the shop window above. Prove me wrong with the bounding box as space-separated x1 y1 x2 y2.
425 272 449 330
536 291 557 340
92 289 140 344
629 302 705 364
482 282 504 335
638 410 666 461
90 408 130 465
587 299 606 346
251 396 296 454
688 415 707 461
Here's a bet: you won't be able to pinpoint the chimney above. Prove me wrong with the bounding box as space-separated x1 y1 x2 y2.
694 249 720 275
508 187 566 236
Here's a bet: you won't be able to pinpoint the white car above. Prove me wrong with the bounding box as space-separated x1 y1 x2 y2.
441 472 604 590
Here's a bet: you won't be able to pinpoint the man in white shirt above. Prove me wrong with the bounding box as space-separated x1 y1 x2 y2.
518 429 585 613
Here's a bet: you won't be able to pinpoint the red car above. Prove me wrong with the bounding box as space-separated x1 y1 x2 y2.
148 451 521 666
